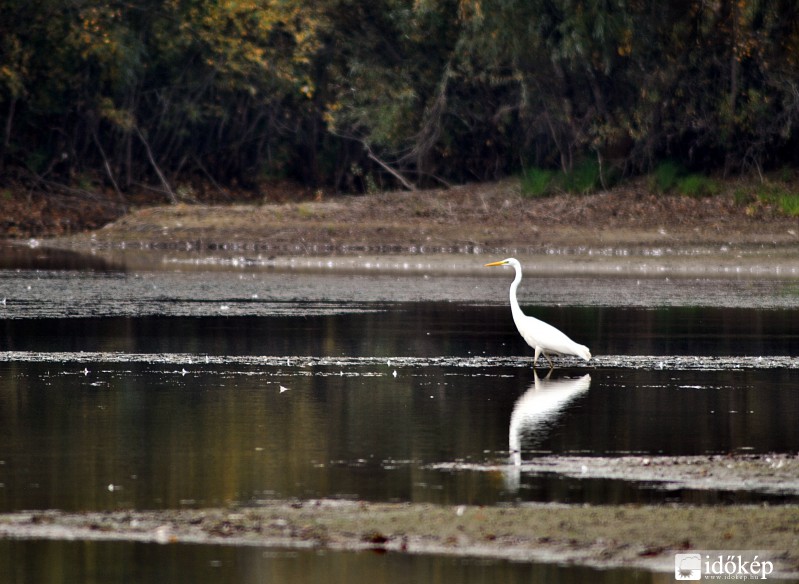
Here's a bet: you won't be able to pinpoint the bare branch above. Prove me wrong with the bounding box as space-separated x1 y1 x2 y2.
135 127 177 204
91 129 125 204
365 144 417 191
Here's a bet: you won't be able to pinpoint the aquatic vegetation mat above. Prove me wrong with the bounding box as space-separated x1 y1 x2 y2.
0 351 796 370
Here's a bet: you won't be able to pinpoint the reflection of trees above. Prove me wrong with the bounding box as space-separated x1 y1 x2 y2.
3 298 797 359
2 361 799 512
0 364 337 511
0 244 124 272
537 368 799 458
580 306 795 358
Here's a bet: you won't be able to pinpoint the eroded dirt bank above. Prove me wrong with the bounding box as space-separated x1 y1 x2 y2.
48 180 799 254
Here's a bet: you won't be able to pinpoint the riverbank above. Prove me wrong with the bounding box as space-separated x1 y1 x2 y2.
33 179 798 254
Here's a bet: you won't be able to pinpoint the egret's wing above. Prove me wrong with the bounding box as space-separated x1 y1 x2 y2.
518 316 583 355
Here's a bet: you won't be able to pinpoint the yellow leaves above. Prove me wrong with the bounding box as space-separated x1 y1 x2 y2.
98 97 135 131
0 65 25 98
67 4 125 64
0 34 29 98
617 28 633 57
323 101 343 127
177 0 322 89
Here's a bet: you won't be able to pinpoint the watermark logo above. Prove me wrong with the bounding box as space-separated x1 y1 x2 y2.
675 552 775 580
675 553 702 580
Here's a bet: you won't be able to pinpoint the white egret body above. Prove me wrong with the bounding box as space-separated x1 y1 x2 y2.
485 258 591 368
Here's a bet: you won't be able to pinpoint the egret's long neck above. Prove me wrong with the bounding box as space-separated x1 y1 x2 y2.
509 264 526 324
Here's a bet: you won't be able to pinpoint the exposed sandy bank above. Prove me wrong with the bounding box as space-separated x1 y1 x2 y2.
49 180 799 255
1 499 797 577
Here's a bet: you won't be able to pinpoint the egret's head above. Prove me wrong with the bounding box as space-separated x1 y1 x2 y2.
484 258 518 268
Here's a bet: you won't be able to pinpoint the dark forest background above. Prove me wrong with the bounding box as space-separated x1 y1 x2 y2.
2 0 799 201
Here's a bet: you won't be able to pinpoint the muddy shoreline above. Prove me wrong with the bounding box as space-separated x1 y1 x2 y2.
0 445 797 574
1 498 797 577
31 179 799 281
43 180 799 260
441 454 799 497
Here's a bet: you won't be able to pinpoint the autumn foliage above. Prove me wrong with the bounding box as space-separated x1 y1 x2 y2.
2 0 799 200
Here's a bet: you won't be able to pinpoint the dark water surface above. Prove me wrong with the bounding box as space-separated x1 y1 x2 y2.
1 245 798 581
0 357 796 512
0 539 654 584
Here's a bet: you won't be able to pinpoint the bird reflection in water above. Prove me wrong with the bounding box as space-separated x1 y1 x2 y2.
505 371 591 491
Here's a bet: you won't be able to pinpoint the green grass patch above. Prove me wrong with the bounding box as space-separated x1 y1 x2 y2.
651 160 683 192
676 174 721 198
733 188 754 206
649 161 720 198
777 193 799 216
562 159 603 194
756 184 799 216
520 167 556 197
521 158 612 198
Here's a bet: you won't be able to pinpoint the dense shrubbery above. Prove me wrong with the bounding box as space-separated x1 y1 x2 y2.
2 0 799 199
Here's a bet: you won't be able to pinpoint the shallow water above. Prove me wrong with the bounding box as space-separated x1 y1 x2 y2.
0 539 655 584
1 250 798 511
1 244 798 580
0 355 796 512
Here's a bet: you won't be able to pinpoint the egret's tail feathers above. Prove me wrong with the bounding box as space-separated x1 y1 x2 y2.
575 344 592 362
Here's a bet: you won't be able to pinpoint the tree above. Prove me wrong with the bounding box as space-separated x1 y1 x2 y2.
3 0 799 199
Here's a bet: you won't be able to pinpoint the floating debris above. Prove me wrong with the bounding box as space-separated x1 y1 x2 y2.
0 351 795 371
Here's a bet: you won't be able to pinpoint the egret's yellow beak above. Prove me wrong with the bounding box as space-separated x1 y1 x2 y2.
484 260 507 267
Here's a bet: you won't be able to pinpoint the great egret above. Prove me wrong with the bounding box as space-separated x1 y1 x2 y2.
485 258 592 368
